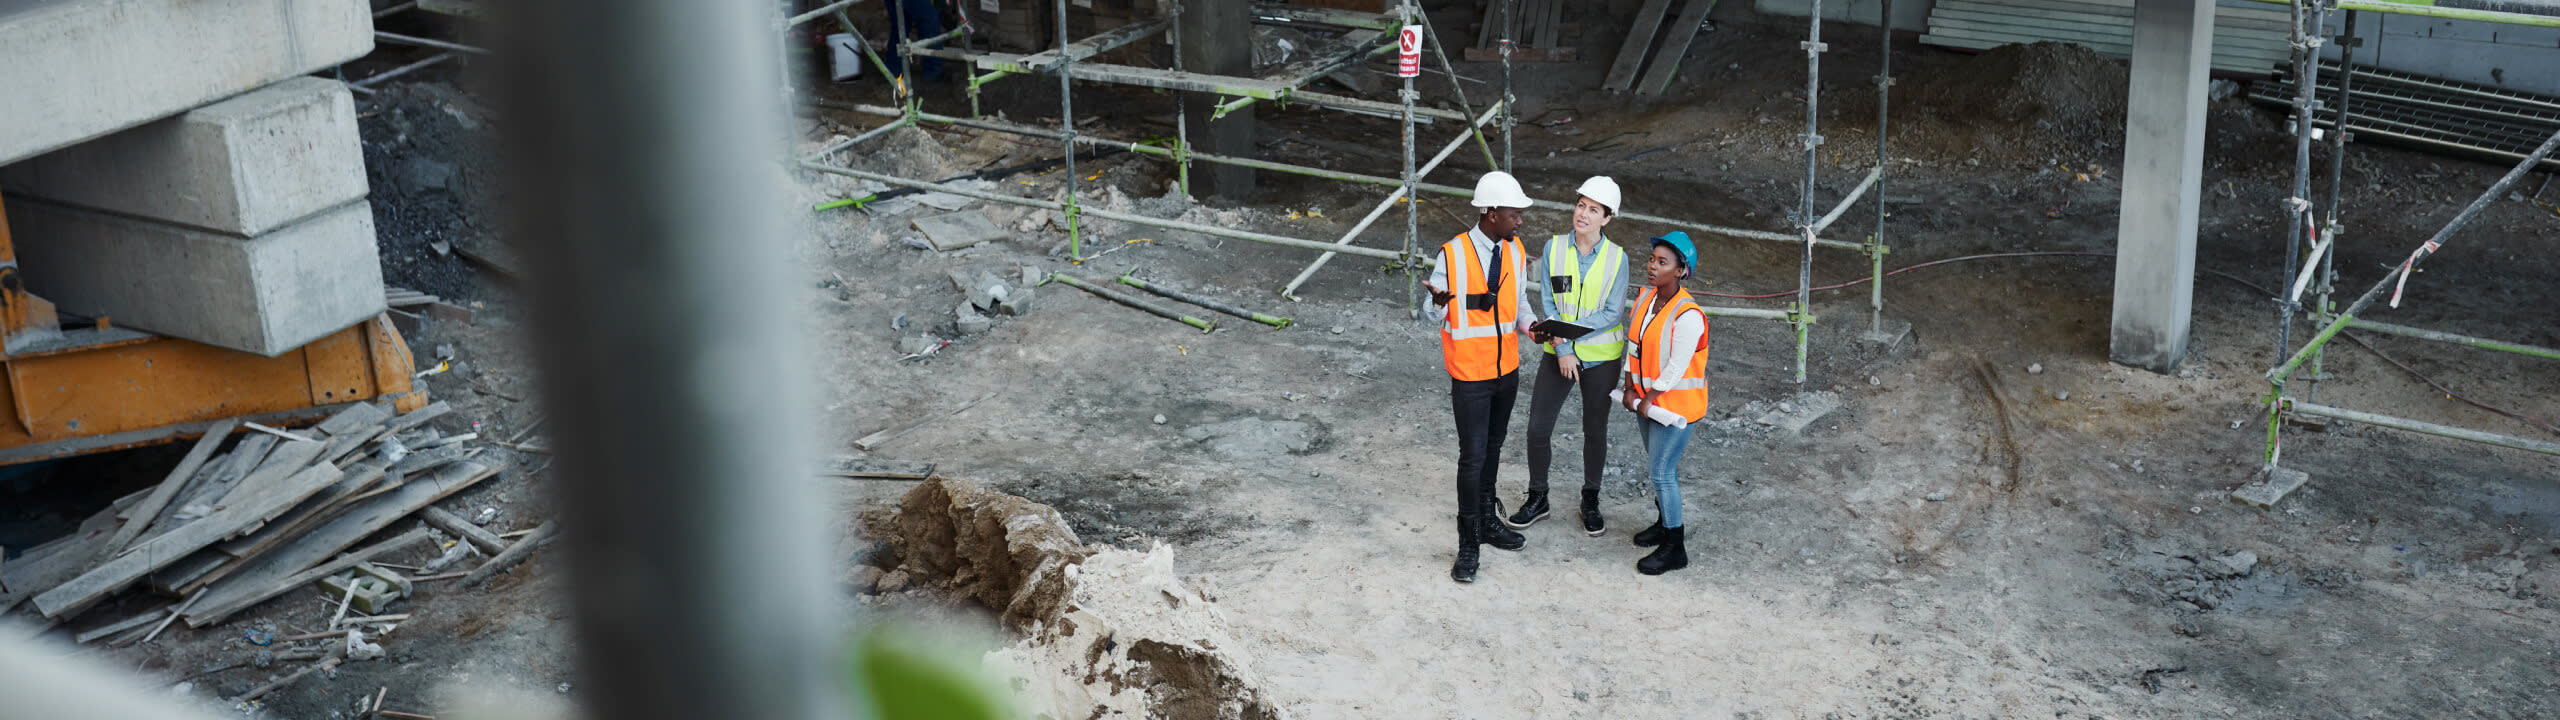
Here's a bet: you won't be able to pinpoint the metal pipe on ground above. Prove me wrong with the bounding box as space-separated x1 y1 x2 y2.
355 52 456 89
2345 319 2560 361
1118 273 1293 327
1046 273 1217 332
375 31 490 56
496 0 841 716
798 161 1415 261
2287 401 2560 455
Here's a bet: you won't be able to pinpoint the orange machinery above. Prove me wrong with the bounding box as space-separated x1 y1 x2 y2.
0 195 427 465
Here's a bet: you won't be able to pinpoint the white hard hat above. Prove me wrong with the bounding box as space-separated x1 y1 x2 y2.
1470 171 1534 209
1576 176 1621 215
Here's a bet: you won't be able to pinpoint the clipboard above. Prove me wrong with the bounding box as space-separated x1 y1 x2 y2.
1530 319 1596 340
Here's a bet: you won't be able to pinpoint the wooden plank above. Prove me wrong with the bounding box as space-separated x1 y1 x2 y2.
145 550 231 596
208 439 327 511
153 433 275 532
815 456 936 480
1636 0 1718 96
852 393 994 451
1603 0 1677 91
314 402 393 437
188 527 438 628
186 460 505 627
1537 0 1563 50
215 461 394 560
242 422 317 443
73 606 170 644
420 507 508 555
382 401 452 437
33 462 344 619
103 417 239 555
463 520 557 588
0 495 135 612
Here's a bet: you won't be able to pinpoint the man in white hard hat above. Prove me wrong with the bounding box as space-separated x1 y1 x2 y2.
1426 170 1542 584
1506 176 1630 538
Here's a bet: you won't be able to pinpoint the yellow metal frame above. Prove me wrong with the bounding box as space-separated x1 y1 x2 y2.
0 195 427 465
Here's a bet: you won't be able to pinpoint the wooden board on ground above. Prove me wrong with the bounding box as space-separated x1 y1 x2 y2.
1603 0 1676 91
207 439 325 512
1636 0 1719 96
34 462 344 619
187 528 437 628
103 417 239 554
0 492 140 613
420 507 508 555
912 212 1009 251
154 433 277 532
382 401 452 437
816 456 936 480
185 459 505 627
314 402 393 438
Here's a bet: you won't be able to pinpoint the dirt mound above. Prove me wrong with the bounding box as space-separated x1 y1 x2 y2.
357 82 494 302
876 477 1093 630
1882 42 2131 164
865 478 1289 719
987 544 1291 720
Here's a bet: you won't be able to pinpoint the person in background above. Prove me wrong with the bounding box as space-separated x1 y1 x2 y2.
1427 171 1542 584
881 0 945 81
1506 177 1629 538
1619 232 1709 576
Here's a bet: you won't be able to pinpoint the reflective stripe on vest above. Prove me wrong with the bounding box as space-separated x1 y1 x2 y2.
1542 234 1627 362
1626 287 1711 423
1441 232 1522 381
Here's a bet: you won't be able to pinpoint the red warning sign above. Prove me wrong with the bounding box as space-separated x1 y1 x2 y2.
1397 25 1423 78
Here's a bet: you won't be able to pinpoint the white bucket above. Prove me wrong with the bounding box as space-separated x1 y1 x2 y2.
827 33 865 82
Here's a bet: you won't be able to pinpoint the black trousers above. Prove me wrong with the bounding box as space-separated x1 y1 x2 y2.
1450 371 1521 519
1526 354 1622 496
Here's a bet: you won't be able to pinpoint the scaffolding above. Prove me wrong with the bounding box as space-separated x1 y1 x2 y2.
2255 1 2560 485
798 0 1906 383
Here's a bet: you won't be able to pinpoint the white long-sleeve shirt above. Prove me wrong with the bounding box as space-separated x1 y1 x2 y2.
1425 226 1538 336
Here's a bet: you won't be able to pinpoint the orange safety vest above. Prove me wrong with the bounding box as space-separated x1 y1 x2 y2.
1440 231 1525 381
1626 286 1710 422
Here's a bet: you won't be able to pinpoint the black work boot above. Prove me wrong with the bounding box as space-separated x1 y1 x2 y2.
1480 497 1527 551
1451 515 1480 583
1502 491 1550 529
1632 510 1668 547
1580 490 1604 536
1637 525 1689 575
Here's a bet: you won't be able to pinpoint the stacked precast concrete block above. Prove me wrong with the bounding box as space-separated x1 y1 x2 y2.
0 0 385 356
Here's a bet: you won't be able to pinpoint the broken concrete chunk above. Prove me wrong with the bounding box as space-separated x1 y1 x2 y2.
2230 467 2311 509
2214 551 2258 578
913 211 1007 251
955 304 994 335
1753 391 1843 433
999 287 1036 316
1021 266 1043 286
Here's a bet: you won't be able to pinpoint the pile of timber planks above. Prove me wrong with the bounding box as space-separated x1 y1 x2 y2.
0 399 516 644
1920 0 2292 75
1468 0 1578 62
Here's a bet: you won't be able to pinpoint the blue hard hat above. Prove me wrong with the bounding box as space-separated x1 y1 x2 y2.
1651 231 1697 271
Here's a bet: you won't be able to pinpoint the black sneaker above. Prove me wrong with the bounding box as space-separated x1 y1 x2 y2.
1502 491 1550 529
1580 491 1604 536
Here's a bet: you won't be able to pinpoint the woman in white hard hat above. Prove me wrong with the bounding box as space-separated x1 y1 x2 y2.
1505 177 1630 538
1426 170 1542 584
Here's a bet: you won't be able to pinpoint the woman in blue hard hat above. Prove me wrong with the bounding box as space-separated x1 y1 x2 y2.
1505 176 1630 538
1619 231 1709 575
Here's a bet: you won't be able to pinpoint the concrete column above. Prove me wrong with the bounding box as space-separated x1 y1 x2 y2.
2110 0 2214 373
1177 0 1255 201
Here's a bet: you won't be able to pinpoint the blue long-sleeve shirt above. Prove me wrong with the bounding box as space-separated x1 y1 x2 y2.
1531 234 1631 367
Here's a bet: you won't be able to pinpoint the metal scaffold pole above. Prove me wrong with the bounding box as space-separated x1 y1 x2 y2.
1499 0 1515 171
1793 0 1827 384
1056 0 1085 260
1171 1 1192 198
2312 8 2361 401
1403 0 1422 314
2275 0 2328 361
1418 14 1500 170
1870 0 1895 337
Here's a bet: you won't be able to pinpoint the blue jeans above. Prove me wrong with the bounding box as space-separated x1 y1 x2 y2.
883 0 945 80
1639 418 1694 528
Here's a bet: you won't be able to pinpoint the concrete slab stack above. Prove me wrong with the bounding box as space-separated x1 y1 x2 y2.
3 77 386 356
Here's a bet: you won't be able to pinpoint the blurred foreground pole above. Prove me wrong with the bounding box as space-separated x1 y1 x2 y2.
495 0 839 718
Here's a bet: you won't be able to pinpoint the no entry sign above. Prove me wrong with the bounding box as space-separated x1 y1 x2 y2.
1397 25 1422 78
